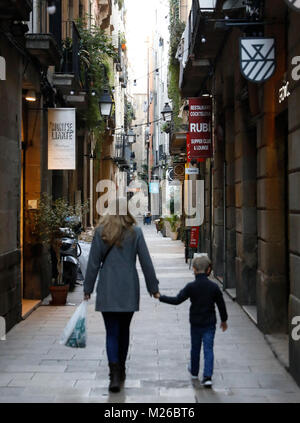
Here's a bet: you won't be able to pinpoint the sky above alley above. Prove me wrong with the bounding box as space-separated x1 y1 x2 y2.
125 0 170 94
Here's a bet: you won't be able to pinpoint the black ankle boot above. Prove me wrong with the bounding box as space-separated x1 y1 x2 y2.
108 362 121 393
119 361 126 382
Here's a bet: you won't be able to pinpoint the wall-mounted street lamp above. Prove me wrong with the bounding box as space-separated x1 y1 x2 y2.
99 89 113 118
161 102 173 122
127 129 136 144
25 89 37 102
47 0 56 15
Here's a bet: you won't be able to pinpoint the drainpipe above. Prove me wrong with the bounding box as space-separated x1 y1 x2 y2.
83 132 88 229
223 160 227 291
209 159 213 261
89 135 94 228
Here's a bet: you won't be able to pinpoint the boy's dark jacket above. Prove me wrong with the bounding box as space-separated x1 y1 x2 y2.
159 273 228 327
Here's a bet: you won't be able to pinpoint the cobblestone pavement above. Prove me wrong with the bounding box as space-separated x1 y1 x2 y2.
0 223 300 403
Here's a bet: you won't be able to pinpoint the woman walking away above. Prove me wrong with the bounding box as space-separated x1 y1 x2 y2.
83 202 159 393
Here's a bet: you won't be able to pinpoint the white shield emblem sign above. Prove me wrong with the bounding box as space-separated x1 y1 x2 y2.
240 38 276 83
284 0 300 11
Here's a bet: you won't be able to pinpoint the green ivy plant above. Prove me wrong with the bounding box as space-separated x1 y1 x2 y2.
168 0 185 132
164 214 181 233
161 122 171 133
114 0 124 10
75 17 117 145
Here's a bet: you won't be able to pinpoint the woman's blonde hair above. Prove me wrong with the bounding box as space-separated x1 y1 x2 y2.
98 199 136 247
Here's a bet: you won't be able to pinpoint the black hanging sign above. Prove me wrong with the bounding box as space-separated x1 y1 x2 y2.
284 0 300 11
240 37 276 83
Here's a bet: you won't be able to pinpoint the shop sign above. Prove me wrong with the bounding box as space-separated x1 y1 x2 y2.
48 108 76 170
187 133 191 162
284 0 300 11
187 134 205 163
174 163 185 181
167 167 174 182
189 226 199 249
279 80 291 104
0 316 5 341
240 38 276 83
188 97 213 159
149 182 159 194
0 56 6 80
185 167 199 175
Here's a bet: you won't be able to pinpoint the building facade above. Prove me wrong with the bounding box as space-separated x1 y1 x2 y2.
171 0 300 385
0 0 123 332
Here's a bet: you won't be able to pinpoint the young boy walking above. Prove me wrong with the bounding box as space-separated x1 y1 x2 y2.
154 256 228 387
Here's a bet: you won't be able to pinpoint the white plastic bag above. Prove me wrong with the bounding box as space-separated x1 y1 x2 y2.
78 241 91 279
59 301 87 348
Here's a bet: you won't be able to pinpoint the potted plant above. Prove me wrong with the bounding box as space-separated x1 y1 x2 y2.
161 122 171 134
154 217 164 233
164 215 181 241
32 193 88 306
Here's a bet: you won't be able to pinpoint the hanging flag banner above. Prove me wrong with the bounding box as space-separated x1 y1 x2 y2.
48 108 76 170
188 97 213 159
284 0 300 11
189 226 200 249
240 38 276 83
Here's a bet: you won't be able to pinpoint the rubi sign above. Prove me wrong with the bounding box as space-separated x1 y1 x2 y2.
188 97 213 159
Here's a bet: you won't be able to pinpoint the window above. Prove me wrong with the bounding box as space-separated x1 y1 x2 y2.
69 0 74 20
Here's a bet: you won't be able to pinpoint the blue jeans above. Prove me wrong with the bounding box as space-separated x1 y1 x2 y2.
102 312 134 364
190 325 216 378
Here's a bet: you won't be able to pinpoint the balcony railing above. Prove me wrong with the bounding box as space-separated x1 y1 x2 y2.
113 134 131 165
61 21 81 79
26 1 62 67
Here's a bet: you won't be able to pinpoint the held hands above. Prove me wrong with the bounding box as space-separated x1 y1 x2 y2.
153 292 160 299
220 321 228 332
84 293 91 301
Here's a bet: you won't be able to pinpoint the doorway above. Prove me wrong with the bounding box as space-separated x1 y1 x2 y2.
21 101 42 318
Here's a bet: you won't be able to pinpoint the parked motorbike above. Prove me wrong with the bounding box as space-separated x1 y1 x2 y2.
51 216 83 291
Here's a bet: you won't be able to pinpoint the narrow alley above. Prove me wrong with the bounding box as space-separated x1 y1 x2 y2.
0 223 299 403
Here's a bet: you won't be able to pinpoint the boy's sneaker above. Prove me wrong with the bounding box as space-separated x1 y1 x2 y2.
187 365 198 380
201 376 212 388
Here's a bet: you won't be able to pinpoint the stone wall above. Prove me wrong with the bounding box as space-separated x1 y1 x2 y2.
0 35 22 331
288 8 300 387
256 1 289 334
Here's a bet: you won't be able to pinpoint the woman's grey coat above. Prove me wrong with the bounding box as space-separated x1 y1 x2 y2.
83 225 159 312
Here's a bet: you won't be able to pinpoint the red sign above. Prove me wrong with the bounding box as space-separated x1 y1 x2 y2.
188 97 213 159
186 133 191 162
189 226 200 248
187 133 205 163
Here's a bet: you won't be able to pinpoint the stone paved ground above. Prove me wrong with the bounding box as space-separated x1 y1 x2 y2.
0 223 300 403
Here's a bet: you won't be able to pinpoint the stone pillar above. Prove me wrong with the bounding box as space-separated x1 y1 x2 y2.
0 36 22 331
234 68 257 306
256 2 288 333
211 91 225 278
224 100 236 289
288 9 300 386
204 159 212 256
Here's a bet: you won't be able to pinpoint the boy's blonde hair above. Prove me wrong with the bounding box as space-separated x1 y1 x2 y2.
193 256 211 273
